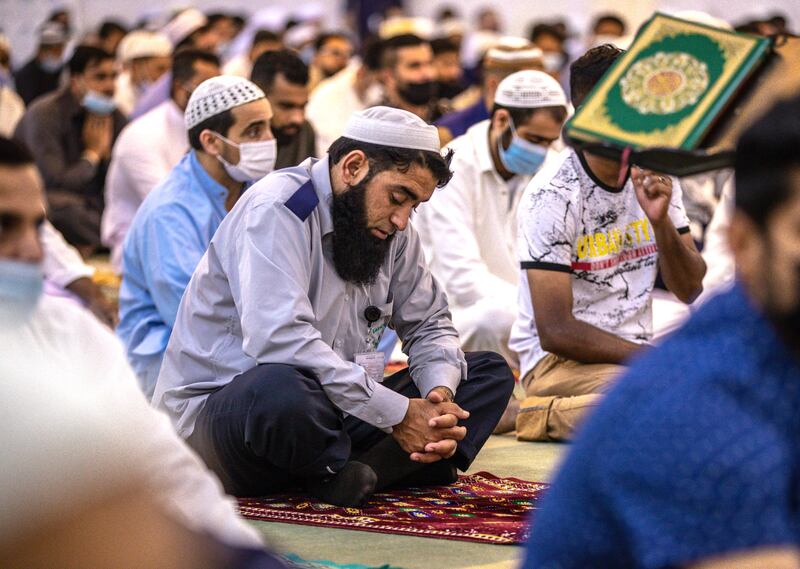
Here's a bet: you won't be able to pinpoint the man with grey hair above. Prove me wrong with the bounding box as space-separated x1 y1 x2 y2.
153 106 514 507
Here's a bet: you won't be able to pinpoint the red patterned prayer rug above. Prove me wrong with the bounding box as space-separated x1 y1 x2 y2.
237 472 547 545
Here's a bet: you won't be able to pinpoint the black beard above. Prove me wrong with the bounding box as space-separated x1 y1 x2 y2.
436 80 466 100
273 124 301 146
397 80 437 106
331 180 394 285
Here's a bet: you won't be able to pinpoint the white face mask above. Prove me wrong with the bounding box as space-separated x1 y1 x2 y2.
0 259 43 329
213 132 277 183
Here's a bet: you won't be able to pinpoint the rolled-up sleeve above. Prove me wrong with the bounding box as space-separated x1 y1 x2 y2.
390 226 467 398
225 200 409 429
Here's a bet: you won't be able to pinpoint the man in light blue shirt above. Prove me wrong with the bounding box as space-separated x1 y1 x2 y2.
153 107 515 507
118 75 276 397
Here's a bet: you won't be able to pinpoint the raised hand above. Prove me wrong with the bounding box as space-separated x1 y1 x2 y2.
632 166 672 225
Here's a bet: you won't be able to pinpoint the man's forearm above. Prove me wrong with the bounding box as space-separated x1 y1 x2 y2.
652 219 706 303
539 317 643 364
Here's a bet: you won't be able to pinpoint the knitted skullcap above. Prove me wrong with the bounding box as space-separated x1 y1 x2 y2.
494 70 567 109
185 75 266 130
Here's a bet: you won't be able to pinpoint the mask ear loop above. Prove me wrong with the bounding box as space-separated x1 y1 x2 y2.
617 146 632 188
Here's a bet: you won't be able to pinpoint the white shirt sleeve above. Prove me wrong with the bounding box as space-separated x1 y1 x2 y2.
6 297 264 549
420 172 517 307
696 179 735 303
667 177 692 233
40 220 94 287
517 181 577 271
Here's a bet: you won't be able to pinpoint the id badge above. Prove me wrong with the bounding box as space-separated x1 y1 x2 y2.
354 351 385 383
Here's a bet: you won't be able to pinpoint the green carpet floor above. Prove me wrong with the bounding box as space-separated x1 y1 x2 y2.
249 436 567 569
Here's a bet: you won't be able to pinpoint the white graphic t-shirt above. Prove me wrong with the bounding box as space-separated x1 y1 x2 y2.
510 149 691 378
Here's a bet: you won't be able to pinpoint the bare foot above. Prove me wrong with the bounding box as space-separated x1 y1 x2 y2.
492 397 520 434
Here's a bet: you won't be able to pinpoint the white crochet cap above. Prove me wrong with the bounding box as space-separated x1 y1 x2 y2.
162 8 207 47
185 75 266 130
343 106 440 153
117 30 171 62
39 21 68 45
494 70 567 109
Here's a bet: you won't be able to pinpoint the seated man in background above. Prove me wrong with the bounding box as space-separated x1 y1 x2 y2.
0 136 267 560
379 34 441 122
222 29 283 78
15 45 126 256
523 94 800 569
13 22 67 106
430 37 466 103
103 49 221 270
306 38 384 155
250 49 316 170
416 70 568 366
117 76 274 397
435 42 545 146
506 45 705 440
308 31 354 91
113 30 172 117
153 107 514 507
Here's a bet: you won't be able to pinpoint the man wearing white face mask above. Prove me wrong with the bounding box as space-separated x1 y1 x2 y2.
118 75 275 397
415 70 568 366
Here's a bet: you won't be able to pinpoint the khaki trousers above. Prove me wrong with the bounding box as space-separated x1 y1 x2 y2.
516 354 624 442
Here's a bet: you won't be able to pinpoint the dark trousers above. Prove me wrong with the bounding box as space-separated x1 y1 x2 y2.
187 351 514 497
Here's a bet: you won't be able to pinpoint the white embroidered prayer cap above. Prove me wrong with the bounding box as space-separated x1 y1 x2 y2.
162 7 207 47
117 30 171 62
494 70 568 109
39 21 68 46
342 106 441 153
185 75 266 130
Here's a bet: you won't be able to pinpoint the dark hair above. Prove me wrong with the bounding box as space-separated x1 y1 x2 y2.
187 110 234 151
437 7 459 21
0 136 34 167
361 37 385 72
315 31 351 52
381 34 428 70
592 13 627 34
569 44 624 107
529 23 566 44
735 95 800 228
176 24 212 51
206 13 231 26
67 44 113 75
250 49 309 92
252 29 281 48
328 137 454 188
98 20 127 39
431 38 459 57
491 103 568 126
172 48 220 85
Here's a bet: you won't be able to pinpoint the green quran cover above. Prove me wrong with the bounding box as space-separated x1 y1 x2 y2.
566 13 772 150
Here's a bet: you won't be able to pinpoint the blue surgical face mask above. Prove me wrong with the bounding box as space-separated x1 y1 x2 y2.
0 259 43 329
82 89 117 115
39 56 62 73
498 119 549 176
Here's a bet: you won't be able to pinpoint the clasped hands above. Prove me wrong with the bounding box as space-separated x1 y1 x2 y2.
392 386 469 464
